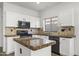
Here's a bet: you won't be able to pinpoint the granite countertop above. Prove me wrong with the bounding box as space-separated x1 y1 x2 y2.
14 37 56 51
5 26 75 38
32 31 76 38
5 35 18 37
5 29 76 38
5 34 75 38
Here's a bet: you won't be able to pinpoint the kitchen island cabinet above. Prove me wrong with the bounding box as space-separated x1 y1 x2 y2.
14 42 51 56
4 36 19 54
14 38 56 56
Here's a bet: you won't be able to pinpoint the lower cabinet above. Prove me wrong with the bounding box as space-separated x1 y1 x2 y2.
14 42 31 56
14 42 51 56
6 36 19 54
60 38 74 56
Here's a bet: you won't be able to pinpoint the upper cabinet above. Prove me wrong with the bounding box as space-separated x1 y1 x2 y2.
6 11 29 27
18 14 28 22
59 9 74 26
5 11 40 28
6 11 19 27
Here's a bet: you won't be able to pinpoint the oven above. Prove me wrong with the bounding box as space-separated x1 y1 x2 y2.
17 30 32 37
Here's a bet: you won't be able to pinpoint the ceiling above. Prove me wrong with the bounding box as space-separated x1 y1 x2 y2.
10 2 60 12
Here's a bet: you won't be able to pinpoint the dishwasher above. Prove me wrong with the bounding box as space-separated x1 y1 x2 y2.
49 36 60 55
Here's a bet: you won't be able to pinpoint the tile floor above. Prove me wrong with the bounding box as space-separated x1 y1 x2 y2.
52 53 60 56
0 47 3 53
0 52 59 56
0 47 59 56
0 52 14 56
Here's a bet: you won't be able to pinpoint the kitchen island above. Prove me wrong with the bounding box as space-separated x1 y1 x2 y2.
14 37 56 56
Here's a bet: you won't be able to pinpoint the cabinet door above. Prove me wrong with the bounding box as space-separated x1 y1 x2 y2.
18 14 29 22
35 17 40 28
6 36 19 54
60 38 70 55
29 16 35 28
6 11 29 27
60 38 74 56
6 37 15 54
59 9 74 26
6 11 19 27
14 42 31 56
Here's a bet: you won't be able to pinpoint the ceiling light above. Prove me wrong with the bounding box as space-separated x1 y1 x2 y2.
36 2 40 4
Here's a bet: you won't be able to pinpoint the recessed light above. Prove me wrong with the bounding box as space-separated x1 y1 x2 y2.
36 2 40 4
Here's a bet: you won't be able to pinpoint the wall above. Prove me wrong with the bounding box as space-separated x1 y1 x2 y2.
41 3 75 26
4 2 39 17
41 2 79 55
0 2 3 47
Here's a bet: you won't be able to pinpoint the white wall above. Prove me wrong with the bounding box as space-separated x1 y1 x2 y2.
41 3 75 26
4 2 39 17
41 2 79 55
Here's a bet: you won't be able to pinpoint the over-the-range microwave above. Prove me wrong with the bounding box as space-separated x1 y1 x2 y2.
18 21 30 29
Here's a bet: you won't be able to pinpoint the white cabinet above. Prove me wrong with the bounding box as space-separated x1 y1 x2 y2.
29 16 40 28
6 11 19 27
6 11 29 27
59 9 74 26
14 42 31 56
35 17 40 28
29 16 36 28
14 41 51 56
60 38 74 56
6 36 19 54
5 11 40 28
18 14 29 22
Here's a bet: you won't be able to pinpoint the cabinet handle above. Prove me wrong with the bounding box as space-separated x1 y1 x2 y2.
20 48 22 54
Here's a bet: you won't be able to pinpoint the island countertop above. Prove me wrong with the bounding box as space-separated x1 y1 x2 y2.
14 37 56 51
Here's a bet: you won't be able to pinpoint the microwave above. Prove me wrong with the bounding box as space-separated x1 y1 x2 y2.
18 21 30 29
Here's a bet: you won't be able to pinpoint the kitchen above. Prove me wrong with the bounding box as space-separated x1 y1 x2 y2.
0 2 78 56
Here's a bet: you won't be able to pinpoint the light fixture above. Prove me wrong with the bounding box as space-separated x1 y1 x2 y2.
36 2 40 4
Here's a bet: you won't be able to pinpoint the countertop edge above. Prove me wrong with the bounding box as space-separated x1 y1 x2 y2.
14 39 56 51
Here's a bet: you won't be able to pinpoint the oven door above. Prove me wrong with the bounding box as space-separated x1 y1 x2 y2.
17 30 32 37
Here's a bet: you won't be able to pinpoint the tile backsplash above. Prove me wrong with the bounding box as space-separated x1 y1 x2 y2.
5 27 17 35
59 26 75 36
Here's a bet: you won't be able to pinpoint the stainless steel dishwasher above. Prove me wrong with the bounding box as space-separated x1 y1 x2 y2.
49 36 60 55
